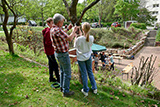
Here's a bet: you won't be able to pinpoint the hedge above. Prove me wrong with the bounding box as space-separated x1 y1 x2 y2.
156 29 160 42
0 22 26 25
130 23 146 29
101 22 113 27
39 22 46 26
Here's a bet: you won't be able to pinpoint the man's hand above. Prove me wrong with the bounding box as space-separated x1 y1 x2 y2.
68 23 72 30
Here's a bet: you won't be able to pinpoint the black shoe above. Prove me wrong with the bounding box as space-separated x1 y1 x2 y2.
63 91 74 97
49 78 57 82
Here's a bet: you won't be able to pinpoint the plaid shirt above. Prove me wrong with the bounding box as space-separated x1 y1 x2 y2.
50 25 69 53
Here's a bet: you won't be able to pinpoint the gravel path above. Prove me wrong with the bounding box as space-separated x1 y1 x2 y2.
114 46 160 89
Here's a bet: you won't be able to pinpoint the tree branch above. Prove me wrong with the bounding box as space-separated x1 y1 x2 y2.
77 0 100 25
63 0 70 16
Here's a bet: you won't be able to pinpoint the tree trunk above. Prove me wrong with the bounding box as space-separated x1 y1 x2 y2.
2 0 17 55
6 35 14 54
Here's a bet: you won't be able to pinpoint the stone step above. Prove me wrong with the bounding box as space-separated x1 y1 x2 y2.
148 31 156 37
145 30 156 46
147 37 156 40
144 39 155 46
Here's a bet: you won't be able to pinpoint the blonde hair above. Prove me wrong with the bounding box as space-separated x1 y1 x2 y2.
82 22 90 42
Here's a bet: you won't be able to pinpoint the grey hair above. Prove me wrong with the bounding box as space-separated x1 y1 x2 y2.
53 13 65 25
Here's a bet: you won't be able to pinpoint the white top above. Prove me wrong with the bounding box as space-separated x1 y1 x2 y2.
74 35 94 61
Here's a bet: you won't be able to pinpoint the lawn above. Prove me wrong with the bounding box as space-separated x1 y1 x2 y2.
0 27 3 31
32 26 46 32
0 26 45 32
0 32 4 37
0 50 159 107
0 26 160 106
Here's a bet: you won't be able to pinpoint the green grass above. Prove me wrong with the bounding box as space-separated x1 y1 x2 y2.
0 27 3 31
0 28 160 106
15 26 45 32
0 32 4 37
0 50 160 107
32 26 46 32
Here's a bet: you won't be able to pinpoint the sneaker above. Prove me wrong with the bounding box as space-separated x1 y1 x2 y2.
63 91 74 97
81 89 88 96
93 89 97 94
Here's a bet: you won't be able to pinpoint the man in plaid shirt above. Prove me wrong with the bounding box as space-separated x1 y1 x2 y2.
50 13 77 97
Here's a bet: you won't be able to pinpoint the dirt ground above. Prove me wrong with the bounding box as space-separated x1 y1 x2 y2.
113 46 160 90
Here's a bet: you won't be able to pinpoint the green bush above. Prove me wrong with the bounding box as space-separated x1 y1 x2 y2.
39 21 46 26
130 23 146 29
89 27 140 48
7 22 26 25
156 29 160 42
101 22 113 27
111 26 133 37
12 26 43 56
0 22 26 25
111 42 124 48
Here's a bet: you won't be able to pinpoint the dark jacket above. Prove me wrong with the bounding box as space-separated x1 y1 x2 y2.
42 27 54 55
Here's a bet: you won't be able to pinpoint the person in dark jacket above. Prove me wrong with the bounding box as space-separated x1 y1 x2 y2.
99 52 106 66
42 17 60 82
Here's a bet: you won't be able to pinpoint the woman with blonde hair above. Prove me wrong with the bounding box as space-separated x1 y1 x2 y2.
74 22 97 96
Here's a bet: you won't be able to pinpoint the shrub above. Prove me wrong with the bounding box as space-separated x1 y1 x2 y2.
90 28 108 43
101 22 112 27
12 26 43 56
89 27 140 48
156 29 160 42
130 23 146 29
39 22 46 26
111 27 133 37
7 22 26 25
111 42 124 48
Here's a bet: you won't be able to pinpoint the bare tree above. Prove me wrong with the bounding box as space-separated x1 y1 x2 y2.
63 0 100 25
131 55 158 86
1 0 18 54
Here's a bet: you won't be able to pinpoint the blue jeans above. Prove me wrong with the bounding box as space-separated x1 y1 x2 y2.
55 52 71 93
78 57 97 93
